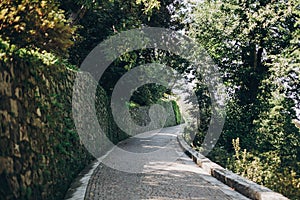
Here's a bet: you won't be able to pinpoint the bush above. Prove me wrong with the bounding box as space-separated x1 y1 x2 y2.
226 138 300 200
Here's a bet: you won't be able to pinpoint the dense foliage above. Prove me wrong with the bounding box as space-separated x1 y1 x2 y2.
0 0 75 55
176 0 300 198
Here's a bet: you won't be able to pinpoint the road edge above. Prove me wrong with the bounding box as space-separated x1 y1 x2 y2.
177 135 289 200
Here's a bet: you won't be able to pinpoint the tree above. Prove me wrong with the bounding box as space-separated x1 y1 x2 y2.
60 0 167 66
180 0 299 150
0 0 75 56
176 0 300 198
254 0 300 173
61 0 180 107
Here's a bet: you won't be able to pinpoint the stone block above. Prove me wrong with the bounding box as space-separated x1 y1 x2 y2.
0 157 14 174
0 71 12 96
15 87 22 100
20 125 29 142
13 144 21 158
10 176 20 198
10 99 18 117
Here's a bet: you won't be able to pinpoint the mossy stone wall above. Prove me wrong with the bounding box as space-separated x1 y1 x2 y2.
0 58 121 200
0 56 182 200
130 100 183 128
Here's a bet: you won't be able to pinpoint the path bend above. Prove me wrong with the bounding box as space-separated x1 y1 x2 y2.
69 125 249 200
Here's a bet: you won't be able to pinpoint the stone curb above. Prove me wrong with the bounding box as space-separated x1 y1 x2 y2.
177 135 289 200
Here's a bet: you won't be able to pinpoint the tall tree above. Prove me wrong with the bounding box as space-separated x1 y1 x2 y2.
176 0 300 197
60 0 179 106
181 0 299 151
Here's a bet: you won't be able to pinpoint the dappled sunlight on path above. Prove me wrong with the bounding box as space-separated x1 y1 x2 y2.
66 126 249 200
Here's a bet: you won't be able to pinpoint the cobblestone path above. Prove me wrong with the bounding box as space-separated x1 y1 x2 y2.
84 126 249 200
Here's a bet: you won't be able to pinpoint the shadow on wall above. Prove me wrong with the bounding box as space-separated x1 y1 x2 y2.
0 54 183 200
0 56 125 200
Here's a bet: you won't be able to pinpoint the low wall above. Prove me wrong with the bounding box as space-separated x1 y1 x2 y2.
177 135 289 200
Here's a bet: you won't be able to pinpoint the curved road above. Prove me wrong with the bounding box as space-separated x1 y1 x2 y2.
74 125 249 200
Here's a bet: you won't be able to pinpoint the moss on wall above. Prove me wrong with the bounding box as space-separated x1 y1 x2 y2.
129 99 183 129
170 100 184 125
0 51 183 200
0 55 123 200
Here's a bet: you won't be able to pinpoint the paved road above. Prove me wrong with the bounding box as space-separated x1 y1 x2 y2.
84 125 249 200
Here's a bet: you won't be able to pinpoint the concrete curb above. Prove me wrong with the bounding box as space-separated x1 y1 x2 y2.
177 135 289 200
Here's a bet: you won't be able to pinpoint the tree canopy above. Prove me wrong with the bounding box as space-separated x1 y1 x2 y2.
176 0 300 198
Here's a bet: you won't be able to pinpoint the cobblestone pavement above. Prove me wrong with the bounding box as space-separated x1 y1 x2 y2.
84 126 249 200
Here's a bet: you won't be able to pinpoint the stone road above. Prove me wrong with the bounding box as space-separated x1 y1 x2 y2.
84 125 249 200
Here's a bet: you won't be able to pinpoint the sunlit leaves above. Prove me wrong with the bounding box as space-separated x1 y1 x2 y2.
0 0 75 55
136 0 161 14
179 1 300 197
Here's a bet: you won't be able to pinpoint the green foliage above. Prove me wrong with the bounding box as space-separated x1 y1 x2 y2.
61 0 168 66
0 37 78 73
171 100 182 124
136 0 161 14
255 91 300 167
60 0 178 118
131 84 167 106
179 0 300 198
129 99 182 128
227 138 300 199
191 81 212 147
0 0 75 55
184 0 299 145
227 138 267 183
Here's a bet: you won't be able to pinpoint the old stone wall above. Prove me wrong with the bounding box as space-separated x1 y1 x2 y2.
0 56 182 200
0 57 122 200
130 100 182 128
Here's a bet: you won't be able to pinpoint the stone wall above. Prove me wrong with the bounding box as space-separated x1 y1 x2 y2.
0 56 182 200
0 57 123 200
130 100 182 128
